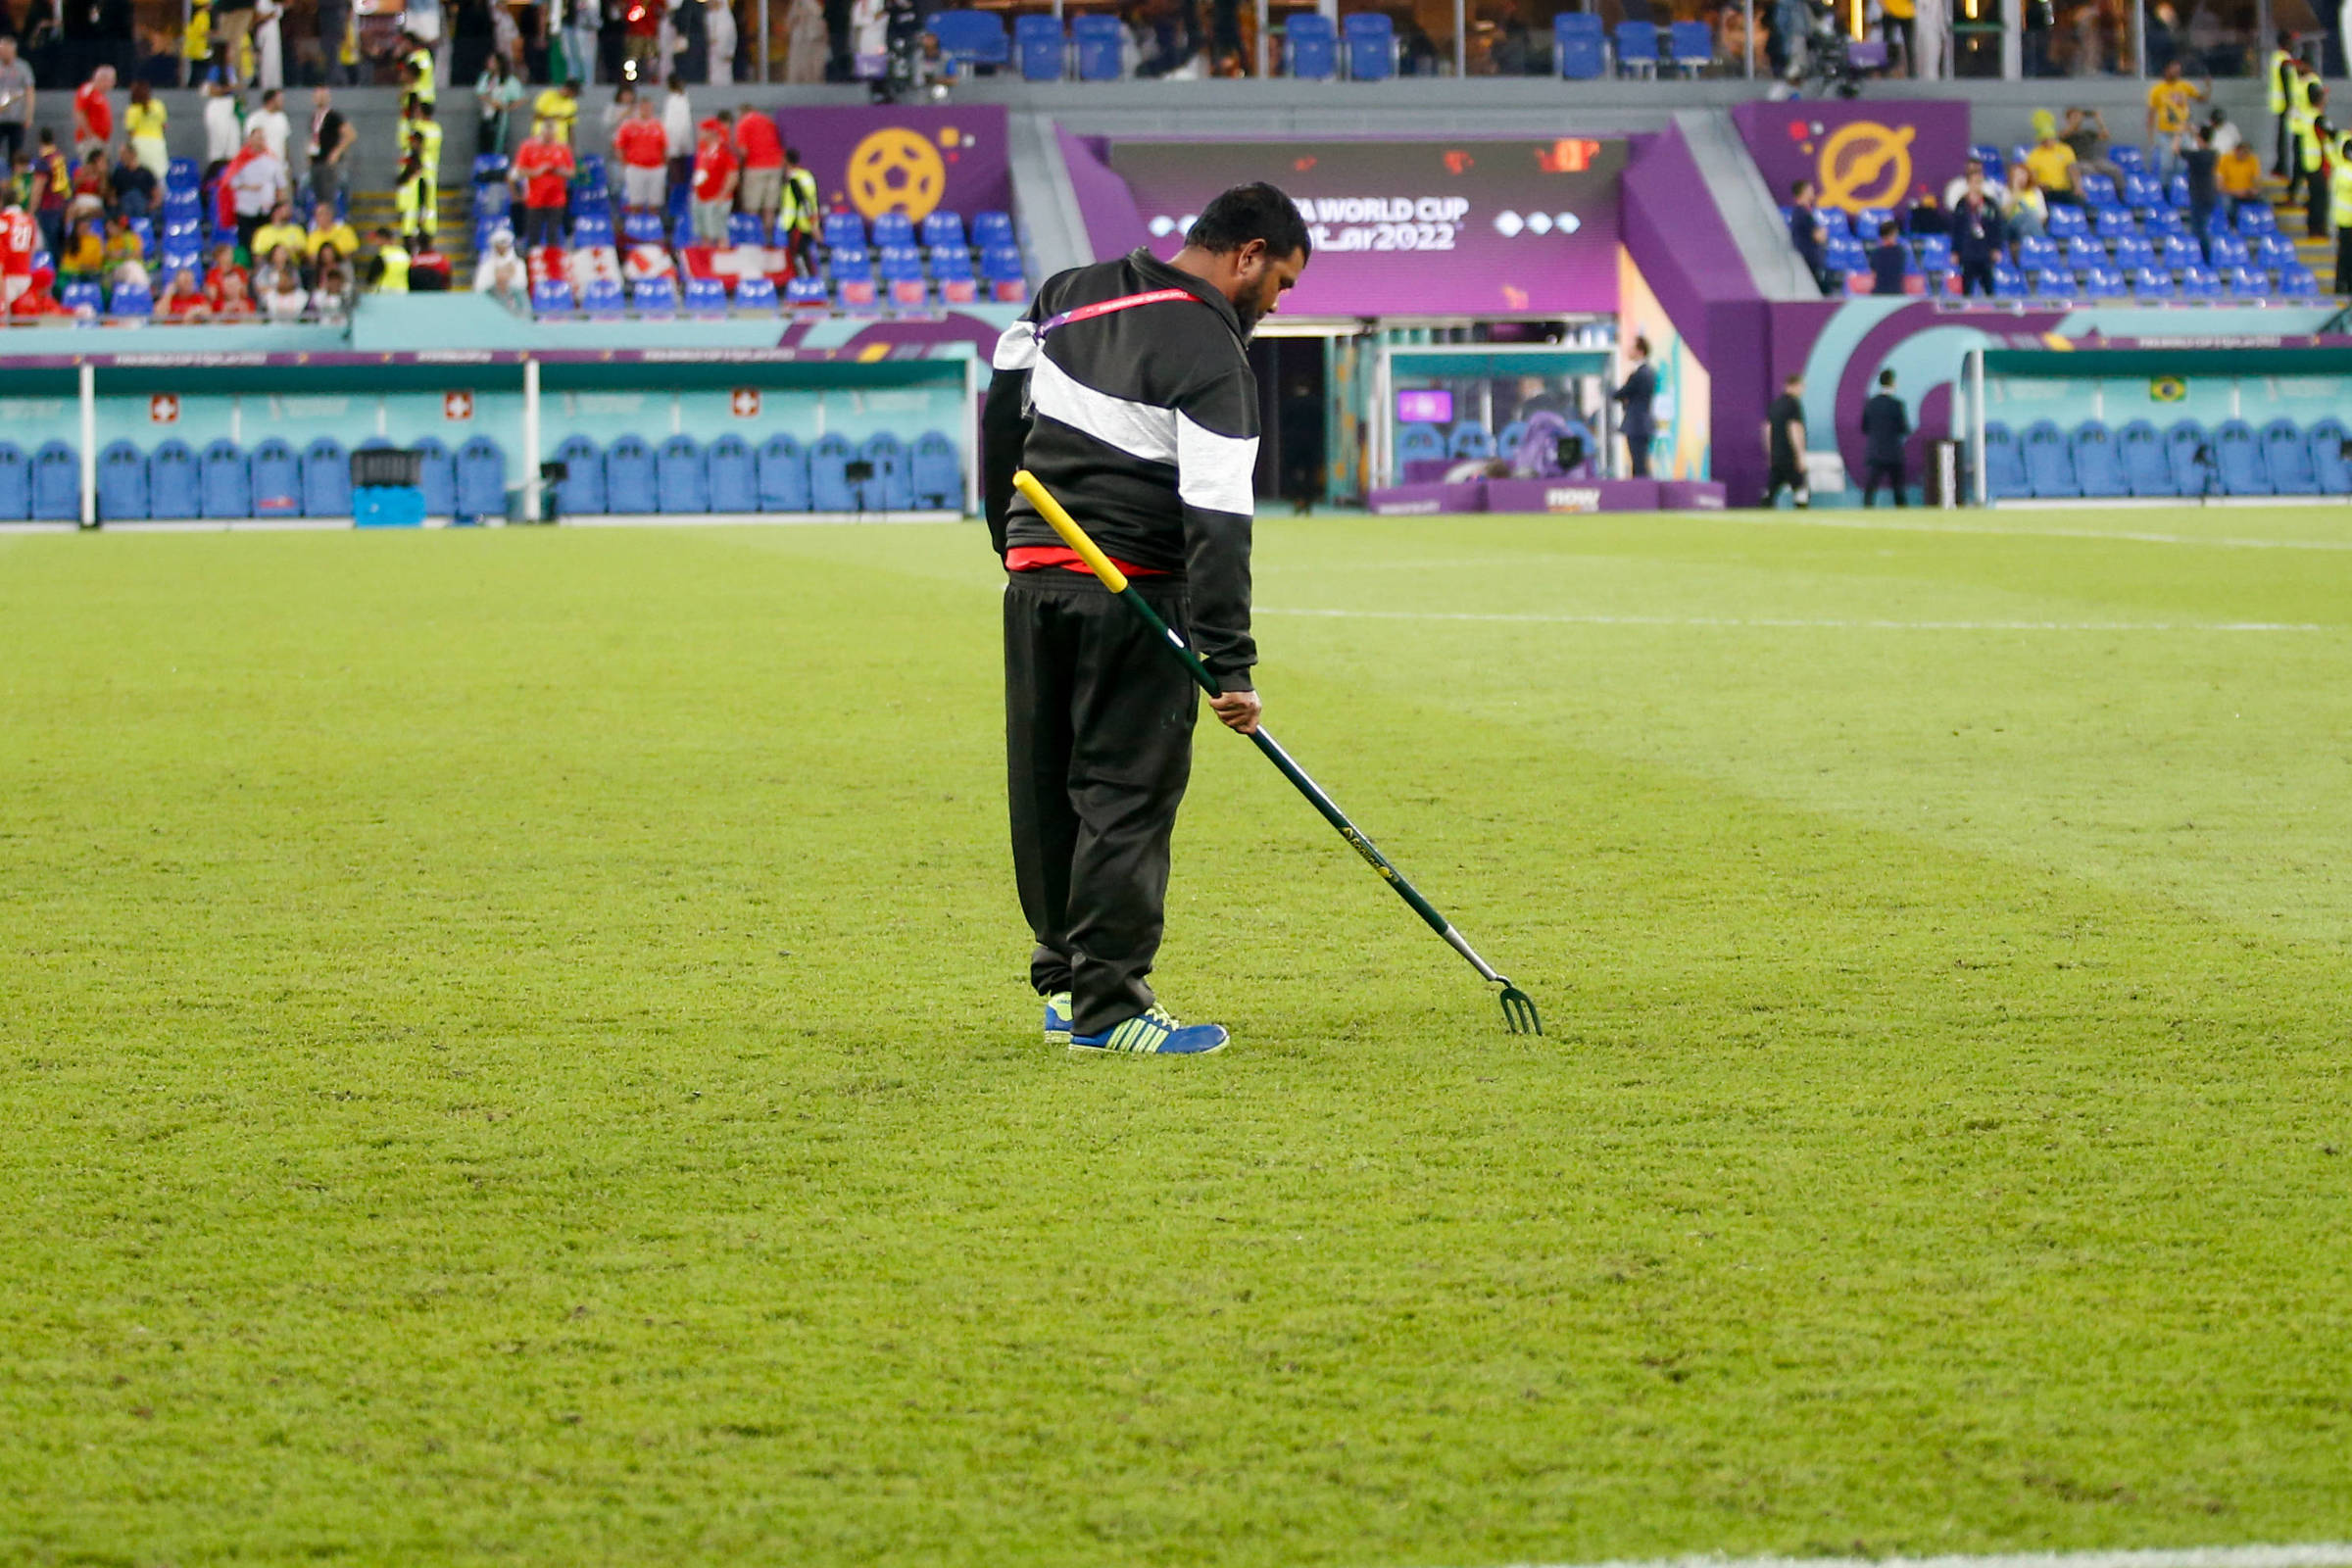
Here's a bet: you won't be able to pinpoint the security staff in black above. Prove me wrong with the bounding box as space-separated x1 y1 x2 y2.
983 182 1310 1057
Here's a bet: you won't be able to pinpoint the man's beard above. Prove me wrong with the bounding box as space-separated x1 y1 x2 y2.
1234 287 1271 339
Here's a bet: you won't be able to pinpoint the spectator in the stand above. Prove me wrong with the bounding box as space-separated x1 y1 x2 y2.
781 145 817 271
2059 106 2122 192
58 216 104 281
475 52 523 160
317 0 351 83
307 86 354 211
513 120 574 247
1867 220 1907 294
255 0 285 90
2180 122 2220 257
614 93 667 214
689 112 735 245
313 250 355 314
204 78 245 171
2026 113 2080 204
1949 163 2004 295
409 236 452 293
367 224 411 290
1787 178 1827 291
0 37 33 171
1610 336 1657 479
263 253 308 316
252 197 305 259
110 150 156 218
250 83 290 164
533 77 581 146
2146 58 2209 176
160 264 212 317
2004 161 2047 239
1905 190 1946 235
735 102 782 233
227 124 287 258
473 224 528 305
2217 132 2263 221
306 199 357 258
30 128 69 257
625 0 662 80
215 0 257 85
182 1 215 87
662 72 693 200
212 264 258 314
602 80 637 156
2204 105 2239 156
102 211 144 270
1761 371 1809 509
73 64 116 163
252 238 301 293
124 80 167 179
1859 369 1910 508
10 264 71 318
0 192 32 310
204 242 248 301
706 0 737 82
67 149 111 224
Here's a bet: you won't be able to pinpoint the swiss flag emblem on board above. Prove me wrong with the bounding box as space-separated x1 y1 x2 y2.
731 388 761 417
443 390 474 421
149 394 179 424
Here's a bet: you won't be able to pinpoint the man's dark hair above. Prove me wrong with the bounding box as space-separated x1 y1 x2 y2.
785 147 802 164
1878 220 1897 239
1784 372 1803 389
1184 182 1311 262
1632 334 1649 358
1878 368 1895 387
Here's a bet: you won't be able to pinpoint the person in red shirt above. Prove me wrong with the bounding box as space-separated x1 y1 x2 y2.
623 0 662 81
11 264 71 318
689 113 736 246
512 122 577 250
211 268 258 317
733 105 783 235
159 266 212 318
73 65 116 163
204 243 251 309
613 98 668 217
0 198 34 311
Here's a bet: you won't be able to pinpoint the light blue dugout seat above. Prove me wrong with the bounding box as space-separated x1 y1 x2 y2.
2213 418 2270 496
0 442 28 519
2164 419 2213 495
2263 417 2321 496
1980 421 2029 500
1344 12 1396 78
456 436 507 517
656 434 708 514
2021 419 2077 498
304 437 350 516
30 441 78 521
2069 421 2128 498
1396 422 1447 466
250 437 302 514
199 439 250 519
1496 419 1528 462
708 432 758 513
1447 422 1495 461
554 433 606 514
98 440 148 520
2116 419 2176 497
858 431 913 511
808 432 857 512
909 430 960 509
605 433 658 514
148 438 200 516
1286 11 1337 77
411 437 456 515
757 431 808 512
2311 418 2352 495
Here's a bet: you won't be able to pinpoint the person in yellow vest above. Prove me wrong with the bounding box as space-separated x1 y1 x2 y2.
393 152 435 250
406 98 443 189
2308 110 2334 240
2286 58 2322 204
532 79 580 147
368 224 410 291
2333 129 2352 295
1879 0 1915 75
2268 32 2297 176
402 32 436 107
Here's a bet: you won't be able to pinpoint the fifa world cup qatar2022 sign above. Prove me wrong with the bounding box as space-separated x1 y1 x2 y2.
1100 137 1631 317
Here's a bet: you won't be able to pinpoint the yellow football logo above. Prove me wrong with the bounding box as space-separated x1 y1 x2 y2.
846 127 947 220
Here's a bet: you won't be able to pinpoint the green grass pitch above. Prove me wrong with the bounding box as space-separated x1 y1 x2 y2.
4 508 2350 1566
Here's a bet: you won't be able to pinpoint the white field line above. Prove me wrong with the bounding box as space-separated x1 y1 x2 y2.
1256 608 2333 633
1457 1544 2352 1568
1723 513 2352 552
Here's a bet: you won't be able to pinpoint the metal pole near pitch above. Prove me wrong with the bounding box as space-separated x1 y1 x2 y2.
77 363 96 529
962 352 981 517
1255 0 1270 76
1969 347 1987 506
522 356 542 522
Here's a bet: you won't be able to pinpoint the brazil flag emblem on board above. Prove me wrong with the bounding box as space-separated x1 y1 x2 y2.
2151 376 2188 402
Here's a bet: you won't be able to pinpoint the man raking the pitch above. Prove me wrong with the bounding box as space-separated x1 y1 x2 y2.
986 182 1539 1056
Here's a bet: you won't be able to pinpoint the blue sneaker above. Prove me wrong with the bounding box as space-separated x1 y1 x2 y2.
1067 1004 1229 1056
1044 991 1072 1046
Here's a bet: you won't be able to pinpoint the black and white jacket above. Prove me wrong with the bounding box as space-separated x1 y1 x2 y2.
982 248 1260 692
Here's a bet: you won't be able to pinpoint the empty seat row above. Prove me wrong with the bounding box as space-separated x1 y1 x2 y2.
86 436 508 520
1983 417 2352 501
548 429 961 515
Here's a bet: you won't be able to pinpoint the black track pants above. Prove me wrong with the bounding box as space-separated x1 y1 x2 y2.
1004 569 1200 1036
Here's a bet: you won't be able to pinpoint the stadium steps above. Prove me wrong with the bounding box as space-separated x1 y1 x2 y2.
2259 174 2337 293
347 185 481 287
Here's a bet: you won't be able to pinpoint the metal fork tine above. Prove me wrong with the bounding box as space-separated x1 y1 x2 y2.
1497 984 1542 1036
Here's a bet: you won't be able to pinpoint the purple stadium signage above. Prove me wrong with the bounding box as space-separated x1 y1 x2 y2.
775 107 1011 226
1078 135 1632 317
1729 100 1972 213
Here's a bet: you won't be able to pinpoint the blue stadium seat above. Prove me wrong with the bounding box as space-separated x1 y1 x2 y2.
2079 172 2121 209
726 211 765 246
28 441 76 521
574 154 609 197
1397 423 1446 465
910 430 960 510
2111 234 2155 270
581 278 624 317
2213 418 2271 495
2021 419 2078 498
735 276 780 312
531 278 576 315
59 280 102 314
1073 12 1123 77
2132 266 2174 298
785 275 829 308
872 213 916 249
683 276 729 316
2256 233 2299 268
197 439 249 519
303 437 350 516
2177 264 2222 298
2277 266 2320 296
1345 12 1396 78
2117 420 2176 496
1913 233 1953 274
972 211 1015 249
757 430 808 512
250 437 302 514
2143 208 2188 239
1447 422 1495 460
2311 418 2352 494
921 211 966 249
166 157 200 192
1969 144 2006 182
1287 11 1337 77
2123 172 2166 211
656 434 708 513
1981 422 2029 500
2226 264 2269 298
2082 265 2128 298
1613 19 1659 74
621 212 664 246
980 245 1025 282
110 286 154 319
930 245 974 280
2017 235 2061 271
2070 421 2128 498
1991 262 2026 298
823 211 866 249
412 437 456 515
572 215 614 247
2164 420 2214 495
631 276 680 317
2046 205 2088 239
0 442 28 520
878 244 925 281
926 8 1010 70
1555 12 1604 76
858 431 913 511
97 441 148 521
604 433 658 514
2235 202 2277 234
808 431 856 511
554 434 606 514
707 432 757 512
2063 236 2106 270
473 153 510 184
2263 418 2321 496
2156 233 2202 270
1014 13 1065 79
2206 232 2252 266
1816 209 1853 242
2110 144 2147 173
147 438 199 517
455 436 507 517
1667 20 1712 73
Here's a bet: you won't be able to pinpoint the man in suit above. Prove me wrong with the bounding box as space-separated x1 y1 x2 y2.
1612 336 1657 478
1860 368 1911 507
